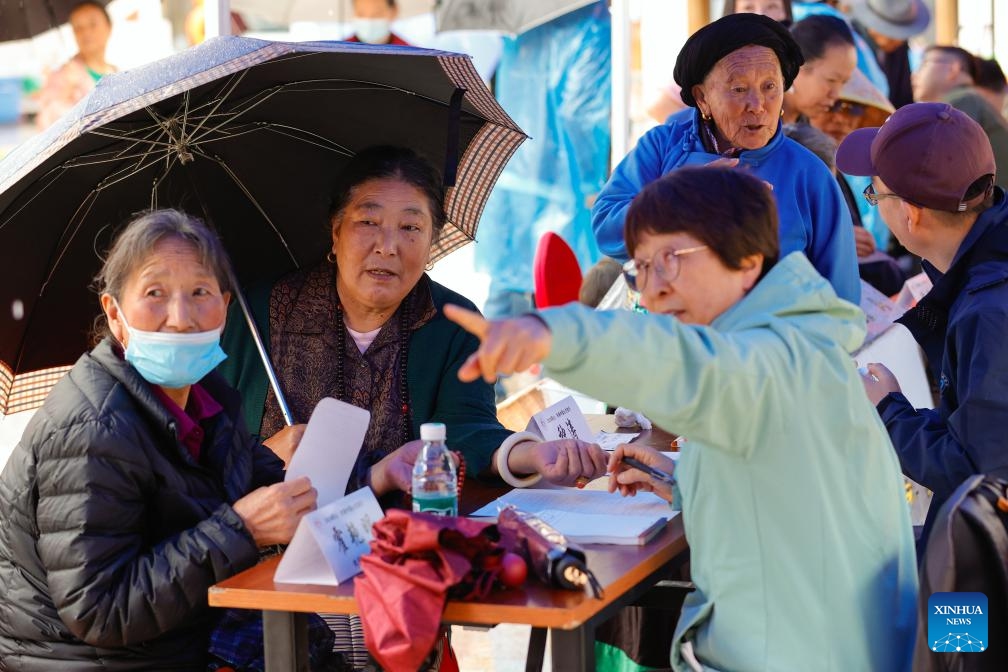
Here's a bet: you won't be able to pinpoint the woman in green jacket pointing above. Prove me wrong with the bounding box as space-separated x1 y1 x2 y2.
446 166 918 672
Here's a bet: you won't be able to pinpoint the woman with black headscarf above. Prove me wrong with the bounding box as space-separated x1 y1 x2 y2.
593 12 860 304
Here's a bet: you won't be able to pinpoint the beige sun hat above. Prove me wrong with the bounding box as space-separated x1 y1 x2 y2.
839 68 895 128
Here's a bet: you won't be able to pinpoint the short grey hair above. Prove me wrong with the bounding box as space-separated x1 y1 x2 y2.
91 209 234 345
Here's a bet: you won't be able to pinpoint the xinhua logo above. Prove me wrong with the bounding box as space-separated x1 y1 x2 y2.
928 592 988 653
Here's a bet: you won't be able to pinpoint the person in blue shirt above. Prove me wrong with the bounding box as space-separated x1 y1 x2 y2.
592 13 860 303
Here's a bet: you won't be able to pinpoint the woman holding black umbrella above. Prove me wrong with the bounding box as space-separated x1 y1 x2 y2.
0 210 316 670
220 145 609 670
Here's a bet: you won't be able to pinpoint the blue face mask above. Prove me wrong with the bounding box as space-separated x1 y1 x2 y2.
116 302 227 388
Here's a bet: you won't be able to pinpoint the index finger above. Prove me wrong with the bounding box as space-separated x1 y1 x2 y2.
706 157 740 168
443 304 489 340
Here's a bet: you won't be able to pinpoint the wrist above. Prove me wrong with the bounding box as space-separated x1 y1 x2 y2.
495 432 543 488
368 461 388 496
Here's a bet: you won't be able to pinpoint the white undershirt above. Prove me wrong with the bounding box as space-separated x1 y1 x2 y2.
346 325 381 353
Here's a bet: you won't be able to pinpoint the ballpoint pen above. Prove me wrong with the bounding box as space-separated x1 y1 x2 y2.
618 456 677 486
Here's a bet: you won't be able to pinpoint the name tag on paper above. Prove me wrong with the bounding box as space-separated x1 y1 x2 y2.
274 487 383 585
527 395 594 442
285 397 370 507
525 395 638 450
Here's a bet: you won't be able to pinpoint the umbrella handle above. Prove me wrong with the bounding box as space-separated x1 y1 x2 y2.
233 282 295 426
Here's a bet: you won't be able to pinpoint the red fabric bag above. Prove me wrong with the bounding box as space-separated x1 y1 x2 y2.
354 511 506 672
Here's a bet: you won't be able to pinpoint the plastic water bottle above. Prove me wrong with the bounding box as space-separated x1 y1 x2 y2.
411 422 458 516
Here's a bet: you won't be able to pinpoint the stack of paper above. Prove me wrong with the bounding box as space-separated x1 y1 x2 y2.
470 488 676 546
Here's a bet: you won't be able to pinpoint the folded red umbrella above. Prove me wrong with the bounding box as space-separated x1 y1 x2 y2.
354 511 506 672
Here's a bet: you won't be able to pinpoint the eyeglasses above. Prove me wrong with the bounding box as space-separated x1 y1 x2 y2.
827 100 866 117
863 183 903 207
622 245 708 292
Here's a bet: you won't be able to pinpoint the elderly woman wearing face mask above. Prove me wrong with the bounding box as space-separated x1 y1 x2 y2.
593 12 860 304
450 167 918 672
0 210 315 671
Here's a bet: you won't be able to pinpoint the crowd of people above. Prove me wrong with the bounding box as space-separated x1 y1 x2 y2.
2 0 1008 671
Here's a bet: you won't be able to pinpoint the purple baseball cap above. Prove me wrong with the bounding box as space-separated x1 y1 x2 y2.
835 102 996 212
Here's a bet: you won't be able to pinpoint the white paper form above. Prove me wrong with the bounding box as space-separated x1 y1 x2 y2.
284 397 370 507
527 395 638 449
469 487 677 518
594 431 640 451
274 487 383 585
528 395 594 443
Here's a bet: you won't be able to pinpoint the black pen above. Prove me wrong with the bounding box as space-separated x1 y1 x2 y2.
619 456 677 486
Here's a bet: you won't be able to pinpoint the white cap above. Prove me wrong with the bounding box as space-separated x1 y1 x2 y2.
420 422 446 441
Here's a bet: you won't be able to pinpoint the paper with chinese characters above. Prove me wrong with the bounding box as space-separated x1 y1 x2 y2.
527 395 594 443
274 486 383 585
285 397 370 507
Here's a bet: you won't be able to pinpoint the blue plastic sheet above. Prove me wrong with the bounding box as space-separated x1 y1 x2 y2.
474 1 610 303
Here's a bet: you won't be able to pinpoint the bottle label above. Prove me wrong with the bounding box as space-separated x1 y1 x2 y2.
413 493 458 517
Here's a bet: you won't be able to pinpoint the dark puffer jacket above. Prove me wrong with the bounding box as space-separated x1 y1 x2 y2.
0 338 285 671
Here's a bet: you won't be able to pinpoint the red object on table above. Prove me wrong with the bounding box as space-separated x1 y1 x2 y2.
354 511 506 672
533 232 583 308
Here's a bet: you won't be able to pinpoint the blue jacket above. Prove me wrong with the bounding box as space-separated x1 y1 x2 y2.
541 253 917 671
878 189 1008 543
592 108 861 304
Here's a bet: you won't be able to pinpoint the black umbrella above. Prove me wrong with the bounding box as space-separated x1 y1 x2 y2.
0 0 112 42
0 36 525 415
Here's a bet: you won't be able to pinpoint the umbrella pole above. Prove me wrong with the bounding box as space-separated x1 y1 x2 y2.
233 283 295 426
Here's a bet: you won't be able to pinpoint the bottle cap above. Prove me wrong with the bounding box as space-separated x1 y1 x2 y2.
420 422 446 441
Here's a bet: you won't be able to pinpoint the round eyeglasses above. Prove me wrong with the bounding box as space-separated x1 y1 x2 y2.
862 183 903 207
622 245 708 292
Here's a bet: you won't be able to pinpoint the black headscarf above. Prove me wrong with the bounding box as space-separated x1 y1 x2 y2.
674 13 804 107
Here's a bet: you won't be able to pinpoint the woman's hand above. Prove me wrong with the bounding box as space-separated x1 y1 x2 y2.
608 444 676 502
232 476 317 546
506 439 608 486
369 440 423 496
443 304 551 383
368 442 463 496
853 226 877 258
860 362 902 405
262 423 307 468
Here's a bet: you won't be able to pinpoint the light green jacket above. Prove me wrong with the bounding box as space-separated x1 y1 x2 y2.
541 253 918 672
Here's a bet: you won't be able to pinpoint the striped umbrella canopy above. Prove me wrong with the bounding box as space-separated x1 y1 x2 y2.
0 35 526 414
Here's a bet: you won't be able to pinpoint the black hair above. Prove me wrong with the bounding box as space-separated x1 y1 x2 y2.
71 1 111 25
975 57 1007 93
924 46 981 83
625 167 780 281
328 146 446 240
789 15 854 62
